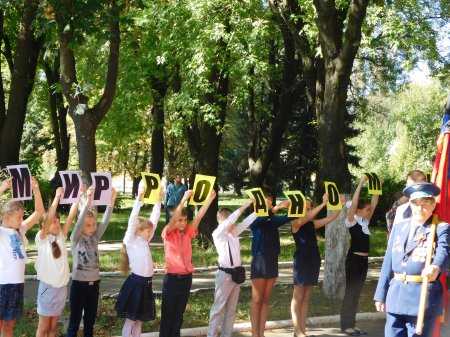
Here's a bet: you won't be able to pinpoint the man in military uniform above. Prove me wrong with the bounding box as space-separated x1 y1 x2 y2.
374 182 449 337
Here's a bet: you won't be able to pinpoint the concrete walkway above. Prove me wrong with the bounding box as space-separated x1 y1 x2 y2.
235 320 385 337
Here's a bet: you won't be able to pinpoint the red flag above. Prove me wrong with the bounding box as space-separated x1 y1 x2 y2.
431 95 450 337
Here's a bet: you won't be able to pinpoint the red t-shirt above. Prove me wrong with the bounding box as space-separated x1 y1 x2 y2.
161 225 197 274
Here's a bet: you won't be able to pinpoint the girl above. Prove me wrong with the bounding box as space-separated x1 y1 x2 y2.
340 175 378 336
0 177 44 337
116 183 162 337
66 186 117 337
35 187 80 337
291 193 344 337
249 188 300 337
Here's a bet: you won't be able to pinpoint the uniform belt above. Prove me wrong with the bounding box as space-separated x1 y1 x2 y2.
394 273 423 283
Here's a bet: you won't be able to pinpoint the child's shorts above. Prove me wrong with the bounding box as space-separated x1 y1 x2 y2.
0 283 24 321
37 281 67 317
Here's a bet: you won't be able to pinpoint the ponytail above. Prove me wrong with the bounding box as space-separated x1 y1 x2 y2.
120 244 130 275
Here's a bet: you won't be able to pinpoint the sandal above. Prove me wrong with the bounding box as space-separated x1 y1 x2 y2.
354 327 368 335
342 328 362 336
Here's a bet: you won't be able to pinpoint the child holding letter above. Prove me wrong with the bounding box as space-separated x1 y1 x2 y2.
250 188 306 337
66 186 117 337
340 175 378 336
207 199 256 337
116 183 162 337
0 178 44 337
159 189 216 337
35 187 80 337
291 193 345 337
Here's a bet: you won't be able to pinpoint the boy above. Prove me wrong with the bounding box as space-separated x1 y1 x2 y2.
207 200 256 337
159 189 216 337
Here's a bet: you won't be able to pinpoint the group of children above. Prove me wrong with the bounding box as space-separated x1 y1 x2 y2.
0 174 383 337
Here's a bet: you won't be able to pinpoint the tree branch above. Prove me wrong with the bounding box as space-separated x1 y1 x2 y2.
313 0 341 59
338 0 369 72
92 0 120 126
56 0 79 111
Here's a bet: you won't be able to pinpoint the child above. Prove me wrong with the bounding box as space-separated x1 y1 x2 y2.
340 175 378 336
207 199 256 337
66 186 117 337
116 183 162 337
159 189 216 337
35 187 80 337
0 177 44 337
249 188 308 337
291 193 344 337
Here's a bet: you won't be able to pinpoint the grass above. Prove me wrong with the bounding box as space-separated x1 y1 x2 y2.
16 280 379 337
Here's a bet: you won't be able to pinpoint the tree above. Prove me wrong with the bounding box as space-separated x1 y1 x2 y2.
0 1 43 167
42 51 70 172
53 0 120 178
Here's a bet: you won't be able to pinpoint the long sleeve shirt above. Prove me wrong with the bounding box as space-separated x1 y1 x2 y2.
70 205 113 281
212 209 257 268
123 200 161 277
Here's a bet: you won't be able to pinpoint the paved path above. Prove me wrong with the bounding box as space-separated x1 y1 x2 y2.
235 320 386 337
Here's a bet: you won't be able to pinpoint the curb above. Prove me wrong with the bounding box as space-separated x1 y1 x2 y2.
24 257 384 280
118 312 385 337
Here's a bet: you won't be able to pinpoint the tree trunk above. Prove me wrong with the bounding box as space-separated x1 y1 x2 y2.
43 55 70 171
149 76 168 176
56 0 120 178
73 114 97 180
0 0 41 167
312 0 369 299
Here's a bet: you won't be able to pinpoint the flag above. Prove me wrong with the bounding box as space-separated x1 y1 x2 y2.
431 93 450 337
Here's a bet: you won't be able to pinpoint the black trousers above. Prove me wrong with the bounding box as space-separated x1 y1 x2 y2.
340 253 368 331
66 280 100 337
159 274 193 337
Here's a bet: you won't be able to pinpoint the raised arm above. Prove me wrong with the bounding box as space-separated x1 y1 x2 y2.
97 188 117 239
23 177 45 231
292 194 328 232
71 187 94 243
366 193 379 222
191 189 217 229
313 195 346 229
214 200 253 238
63 197 81 237
41 187 64 239
0 178 11 195
148 187 163 241
163 189 193 234
234 203 258 236
272 199 290 214
124 185 145 244
347 176 366 224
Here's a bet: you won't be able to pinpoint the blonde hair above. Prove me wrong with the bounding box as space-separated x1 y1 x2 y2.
120 217 153 274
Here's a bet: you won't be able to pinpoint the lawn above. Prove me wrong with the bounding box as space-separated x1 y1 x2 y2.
16 280 379 337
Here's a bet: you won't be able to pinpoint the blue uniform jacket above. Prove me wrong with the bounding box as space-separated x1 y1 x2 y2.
374 218 449 317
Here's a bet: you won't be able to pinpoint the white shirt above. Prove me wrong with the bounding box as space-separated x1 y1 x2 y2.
345 214 371 235
35 231 70 288
393 202 412 226
123 200 161 277
0 224 28 284
212 209 257 268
